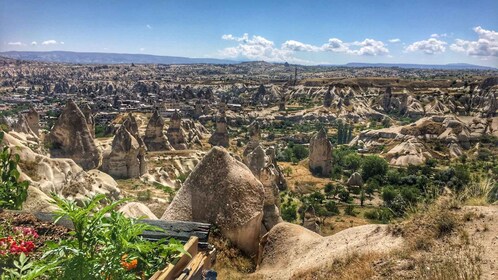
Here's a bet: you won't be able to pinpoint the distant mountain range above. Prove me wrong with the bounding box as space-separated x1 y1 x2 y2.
0 51 235 65
342 62 496 70
0 51 496 70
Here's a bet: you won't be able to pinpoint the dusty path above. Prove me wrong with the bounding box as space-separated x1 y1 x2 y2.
462 205 498 280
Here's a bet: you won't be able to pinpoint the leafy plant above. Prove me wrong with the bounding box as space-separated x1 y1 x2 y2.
0 131 29 210
40 194 188 279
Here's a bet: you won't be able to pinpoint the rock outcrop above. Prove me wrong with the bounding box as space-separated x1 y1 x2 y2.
2 131 120 206
25 107 40 137
46 100 101 170
308 127 333 176
143 110 172 151
208 112 229 148
12 113 37 141
81 104 95 138
347 172 364 187
162 147 265 256
166 111 188 150
101 119 147 179
323 86 333 107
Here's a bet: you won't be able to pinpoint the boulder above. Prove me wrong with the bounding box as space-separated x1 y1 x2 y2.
119 202 157 219
143 110 172 151
162 147 265 256
308 127 333 176
46 100 101 170
347 172 364 187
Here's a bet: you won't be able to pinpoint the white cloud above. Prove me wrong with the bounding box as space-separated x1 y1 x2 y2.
405 38 447 54
350 39 389 56
219 34 295 62
431 33 448 38
282 40 321 52
60 41 64 45
7 42 24 46
140 48 145 52
42 40 58 45
31 41 37 45
388 38 401 43
222 33 249 42
146 24 152 29
219 33 390 62
321 38 351 53
450 26 498 57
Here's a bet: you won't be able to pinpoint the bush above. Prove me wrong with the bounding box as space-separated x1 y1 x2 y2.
324 201 340 215
344 205 357 216
0 131 29 210
338 189 351 203
364 208 393 223
381 186 397 206
281 202 298 222
361 156 388 182
435 211 458 238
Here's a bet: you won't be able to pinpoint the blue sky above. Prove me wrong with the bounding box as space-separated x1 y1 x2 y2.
1 0 497 66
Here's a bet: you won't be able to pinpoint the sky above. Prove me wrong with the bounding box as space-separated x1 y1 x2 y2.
0 0 497 66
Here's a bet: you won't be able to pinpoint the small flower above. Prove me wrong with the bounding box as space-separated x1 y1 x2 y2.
121 254 138 271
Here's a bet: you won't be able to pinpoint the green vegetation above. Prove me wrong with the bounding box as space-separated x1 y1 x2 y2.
2 195 188 280
0 131 29 210
277 143 309 163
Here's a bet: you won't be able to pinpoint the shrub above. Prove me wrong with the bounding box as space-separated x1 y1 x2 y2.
324 201 340 215
361 156 388 182
338 189 351 203
0 131 29 210
281 202 298 222
435 211 458 238
344 205 357 216
364 208 393 223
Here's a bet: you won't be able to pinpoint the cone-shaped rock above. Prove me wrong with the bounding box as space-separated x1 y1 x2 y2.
208 112 229 148
26 107 40 136
47 100 101 170
309 127 333 176
81 104 96 138
347 172 364 187
161 147 265 256
166 110 188 150
101 124 147 178
323 86 333 107
144 110 172 151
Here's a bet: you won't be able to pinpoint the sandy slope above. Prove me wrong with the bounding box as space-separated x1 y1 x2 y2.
462 205 498 280
252 222 403 279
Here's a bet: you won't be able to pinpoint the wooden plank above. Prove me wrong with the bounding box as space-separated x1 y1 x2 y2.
150 236 198 280
29 212 211 250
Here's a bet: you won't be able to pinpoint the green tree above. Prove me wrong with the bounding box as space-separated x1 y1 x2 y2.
361 155 388 182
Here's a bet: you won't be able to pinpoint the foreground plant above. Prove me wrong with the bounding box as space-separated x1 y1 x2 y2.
0 131 29 210
39 194 187 280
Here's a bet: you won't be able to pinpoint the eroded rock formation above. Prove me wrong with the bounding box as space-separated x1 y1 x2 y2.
309 127 333 176
101 118 147 179
162 147 265 256
143 110 172 151
46 100 101 170
208 111 229 148
166 111 188 150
